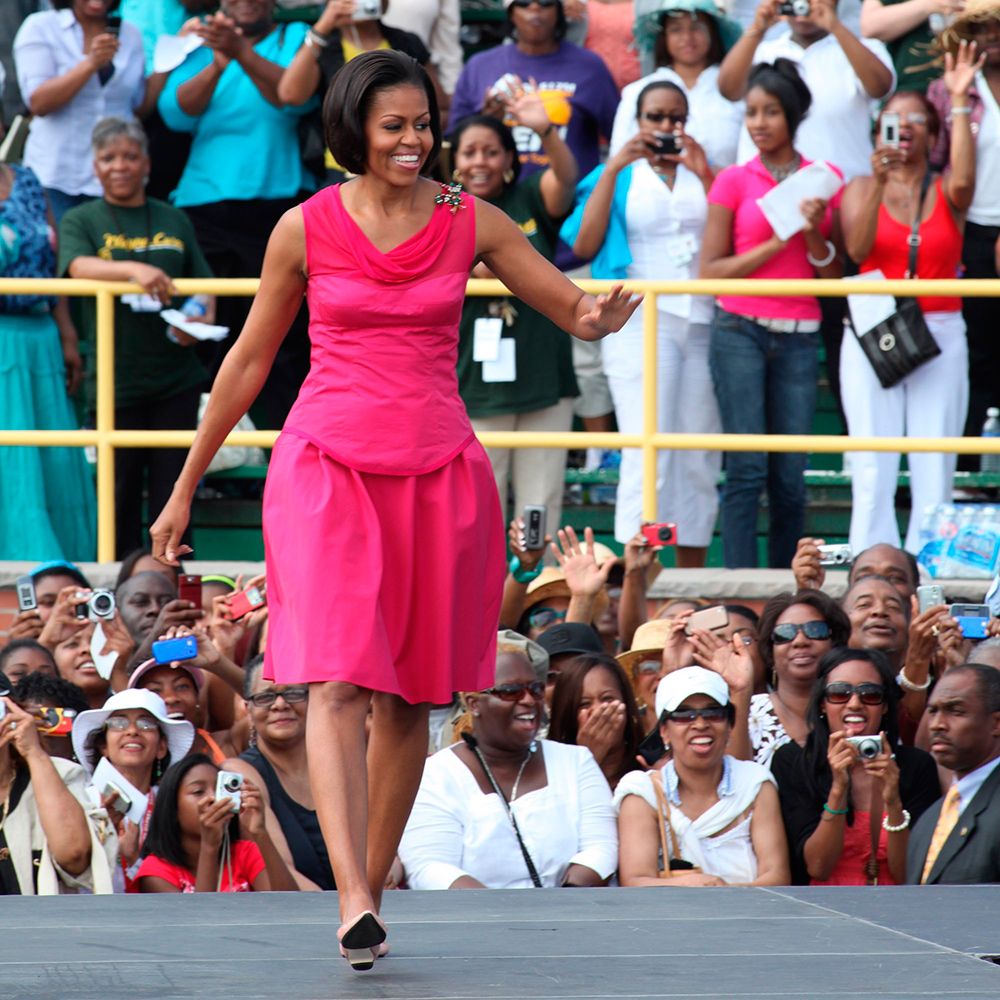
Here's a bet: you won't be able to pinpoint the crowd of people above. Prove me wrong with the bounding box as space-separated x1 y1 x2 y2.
1 0 1000 917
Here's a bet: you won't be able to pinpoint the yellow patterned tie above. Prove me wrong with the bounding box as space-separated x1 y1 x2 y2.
921 784 961 883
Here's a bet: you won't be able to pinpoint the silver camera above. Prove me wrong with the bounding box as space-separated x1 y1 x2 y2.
75 589 116 623
215 770 244 813
779 0 811 14
818 543 853 567
846 735 882 760
351 0 381 22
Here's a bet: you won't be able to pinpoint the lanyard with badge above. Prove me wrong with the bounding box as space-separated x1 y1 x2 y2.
474 300 519 383
105 200 160 313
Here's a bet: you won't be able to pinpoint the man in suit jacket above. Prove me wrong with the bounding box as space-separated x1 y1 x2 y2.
906 664 1000 884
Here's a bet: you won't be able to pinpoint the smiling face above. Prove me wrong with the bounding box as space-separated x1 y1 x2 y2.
772 604 833 688
104 709 168 776
844 578 908 656
247 671 307 748
822 659 887 738
362 84 434 184
454 124 512 201
926 669 1000 776
663 12 712 69
94 137 148 206
177 762 219 837
661 693 730 771
577 665 625 740
54 625 108 706
138 665 199 723
745 85 791 157
471 652 543 752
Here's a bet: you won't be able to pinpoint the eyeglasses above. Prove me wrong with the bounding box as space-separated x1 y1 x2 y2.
823 682 886 706
105 715 159 733
663 706 729 723
247 686 309 709
640 111 688 126
771 621 832 645
32 707 77 736
637 659 662 676
528 607 566 629
893 112 927 126
482 681 545 702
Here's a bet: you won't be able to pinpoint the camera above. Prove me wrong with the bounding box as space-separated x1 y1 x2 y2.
647 132 681 156
641 522 678 547
75 589 116 623
779 0 811 14
950 603 990 640
351 0 381 22
846 735 882 760
105 14 122 36
15 575 37 613
880 112 901 149
215 770 244 813
818 543 852 567
102 781 132 814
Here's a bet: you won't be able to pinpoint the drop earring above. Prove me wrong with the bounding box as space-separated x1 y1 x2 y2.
452 168 463 184
502 168 515 185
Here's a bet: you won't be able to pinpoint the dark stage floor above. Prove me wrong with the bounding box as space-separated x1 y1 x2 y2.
3 886 1000 1000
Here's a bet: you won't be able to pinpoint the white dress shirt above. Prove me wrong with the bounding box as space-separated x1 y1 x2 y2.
610 64 745 171
735 31 895 182
382 0 463 94
14 9 145 195
399 740 618 889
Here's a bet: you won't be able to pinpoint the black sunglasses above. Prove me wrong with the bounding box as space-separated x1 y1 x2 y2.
823 682 886 706
483 681 545 702
247 686 309 708
663 706 729 723
641 111 687 125
772 621 831 645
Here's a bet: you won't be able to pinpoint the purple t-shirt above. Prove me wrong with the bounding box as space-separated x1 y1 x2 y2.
449 42 619 269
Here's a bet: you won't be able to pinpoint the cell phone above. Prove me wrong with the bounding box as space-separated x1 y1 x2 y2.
641 522 677 548
950 604 991 640
102 782 132 814
917 584 945 614
881 112 901 149
151 635 198 665
818 543 853 567
215 770 244 813
647 133 680 156
523 505 547 550
15 575 37 613
350 0 381 22
178 574 202 608
105 14 122 36
637 728 667 767
228 585 266 621
685 605 729 635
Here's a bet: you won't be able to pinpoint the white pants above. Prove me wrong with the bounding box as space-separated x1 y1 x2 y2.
841 311 969 553
471 397 575 539
605 315 721 546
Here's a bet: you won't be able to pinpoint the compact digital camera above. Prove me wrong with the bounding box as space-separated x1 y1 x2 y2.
818 543 853 567
351 0 381 22
779 0 811 14
846 735 882 760
215 770 244 813
75 589 116 623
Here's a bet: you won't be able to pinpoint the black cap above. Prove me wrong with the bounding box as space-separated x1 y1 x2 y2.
535 622 603 657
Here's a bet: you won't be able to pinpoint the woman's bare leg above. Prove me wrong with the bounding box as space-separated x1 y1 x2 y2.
365 692 431 910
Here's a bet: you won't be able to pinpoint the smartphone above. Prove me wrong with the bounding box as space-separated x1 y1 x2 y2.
102 781 132 814
950 604 991 640
647 133 680 156
178 574 202 609
641 522 677 547
229 585 266 621
881 112 901 149
818 543 852 567
151 635 198 665
105 14 122 36
917 584 945 614
15 575 37 613
215 770 244 813
523 505 547 550
685 605 729 635
636 728 667 767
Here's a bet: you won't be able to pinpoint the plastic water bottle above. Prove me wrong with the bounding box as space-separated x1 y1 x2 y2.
981 407 1000 475
180 294 210 320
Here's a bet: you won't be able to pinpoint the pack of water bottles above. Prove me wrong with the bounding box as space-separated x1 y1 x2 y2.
917 504 1000 579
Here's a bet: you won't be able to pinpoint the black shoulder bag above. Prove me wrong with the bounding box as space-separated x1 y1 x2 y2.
850 170 941 389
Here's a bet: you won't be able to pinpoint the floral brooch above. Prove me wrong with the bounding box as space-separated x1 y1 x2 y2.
434 183 465 214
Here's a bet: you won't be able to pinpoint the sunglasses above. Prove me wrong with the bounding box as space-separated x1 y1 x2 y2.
32 707 77 736
823 682 886 706
528 607 566 629
105 715 159 733
772 621 832 645
247 686 309 709
641 111 687 126
483 681 545 702
663 706 729 723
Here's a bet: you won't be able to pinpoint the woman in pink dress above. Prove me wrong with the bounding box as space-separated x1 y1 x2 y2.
150 51 640 970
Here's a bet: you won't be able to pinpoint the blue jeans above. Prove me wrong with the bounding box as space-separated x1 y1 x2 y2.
709 308 819 568
43 188 91 225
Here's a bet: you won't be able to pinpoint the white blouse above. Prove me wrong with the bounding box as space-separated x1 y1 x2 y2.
609 65 744 171
399 740 618 890
382 0 463 94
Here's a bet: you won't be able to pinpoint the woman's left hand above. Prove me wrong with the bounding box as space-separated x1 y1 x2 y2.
862 733 902 804
507 86 552 137
193 12 247 63
61 339 83 396
0 698 43 760
578 284 644 339
551 526 613 598
799 197 827 234
943 39 985 99
577 699 626 764
239 779 265 840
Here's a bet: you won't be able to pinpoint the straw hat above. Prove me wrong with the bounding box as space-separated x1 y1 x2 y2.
617 618 675 675
939 0 1000 54
522 540 617 623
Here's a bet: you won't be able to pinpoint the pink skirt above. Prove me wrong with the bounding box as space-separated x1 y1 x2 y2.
262 432 505 703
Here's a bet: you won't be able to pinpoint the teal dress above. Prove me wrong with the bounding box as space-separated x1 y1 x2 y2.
0 166 95 560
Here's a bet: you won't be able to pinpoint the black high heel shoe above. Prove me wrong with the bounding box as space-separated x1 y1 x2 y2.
338 911 387 972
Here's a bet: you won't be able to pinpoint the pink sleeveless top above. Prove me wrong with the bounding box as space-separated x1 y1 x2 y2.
284 184 477 476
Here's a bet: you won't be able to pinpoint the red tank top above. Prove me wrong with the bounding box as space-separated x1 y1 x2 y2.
860 177 962 313
284 184 477 476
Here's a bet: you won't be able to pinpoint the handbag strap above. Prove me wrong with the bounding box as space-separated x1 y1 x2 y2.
866 781 885 886
462 733 543 888
905 171 934 279
649 770 683 868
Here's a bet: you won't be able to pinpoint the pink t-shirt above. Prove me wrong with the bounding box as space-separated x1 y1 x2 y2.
707 156 843 321
136 839 266 893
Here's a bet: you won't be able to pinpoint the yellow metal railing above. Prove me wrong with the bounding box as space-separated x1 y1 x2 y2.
2 276 1000 561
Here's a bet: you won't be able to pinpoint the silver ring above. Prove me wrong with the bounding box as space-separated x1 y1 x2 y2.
8 721 16 731
881 156 889 165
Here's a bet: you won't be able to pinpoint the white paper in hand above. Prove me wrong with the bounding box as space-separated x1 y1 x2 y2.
755 162 843 241
90 621 118 682
161 310 230 342
92 757 149 826
153 34 203 75
845 270 897 336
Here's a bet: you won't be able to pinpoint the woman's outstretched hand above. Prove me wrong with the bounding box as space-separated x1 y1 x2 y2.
577 284 644 340
150 496 194 566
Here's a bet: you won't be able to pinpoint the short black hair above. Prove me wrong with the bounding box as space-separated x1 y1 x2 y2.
848 544 920 590
53 0 120 8
141 753 241 869
323 49 441 177
635 79 689 118
115 547 182 589
12 671 89 716
449 114 521 187
654 11 724 69
725 604 760 628
0 639 56 676
32 562 90 590
758 590 852 679
747 58 813 140
946 663 1000 714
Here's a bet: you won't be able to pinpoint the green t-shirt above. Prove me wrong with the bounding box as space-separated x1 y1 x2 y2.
881 0 938 94
457 173 578 418
58 197 211 408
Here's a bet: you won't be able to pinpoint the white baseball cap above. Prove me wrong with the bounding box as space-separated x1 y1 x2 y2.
655 666 729 719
